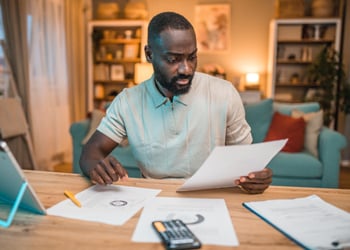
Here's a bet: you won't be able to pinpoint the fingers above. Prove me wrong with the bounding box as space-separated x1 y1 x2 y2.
246 168 272 180
235 168 273 194
89 157 128 185
238 182 271 194
236 169 272 184
109 157 128 180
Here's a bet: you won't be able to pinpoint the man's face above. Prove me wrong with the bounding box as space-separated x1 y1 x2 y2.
146 29 197 96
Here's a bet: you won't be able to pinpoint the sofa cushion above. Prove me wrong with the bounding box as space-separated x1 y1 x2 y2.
264 112 306 152
244 98 273 143
274 102 320 115
291 109 323 157
268 152 323 178
110 146 139 175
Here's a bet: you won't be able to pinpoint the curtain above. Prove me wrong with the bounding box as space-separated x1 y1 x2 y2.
64 0 90 122
0 1 31 116
27 0 71 170
0 0 38 170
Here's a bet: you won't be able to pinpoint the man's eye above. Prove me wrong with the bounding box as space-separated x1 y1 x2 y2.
166 56 179 64
189 54 197 61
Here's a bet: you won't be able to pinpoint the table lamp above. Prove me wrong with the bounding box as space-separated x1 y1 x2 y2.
245 72 260 90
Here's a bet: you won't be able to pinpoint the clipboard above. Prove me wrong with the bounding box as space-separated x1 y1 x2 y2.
242 195 350 250
0 140 46 228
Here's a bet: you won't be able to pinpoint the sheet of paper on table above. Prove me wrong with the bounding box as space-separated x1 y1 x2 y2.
132 197 239 247
177 139 287 191
47 184 161 226
243 195 350 250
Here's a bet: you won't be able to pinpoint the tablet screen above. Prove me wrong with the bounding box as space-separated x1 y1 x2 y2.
0 141 46 215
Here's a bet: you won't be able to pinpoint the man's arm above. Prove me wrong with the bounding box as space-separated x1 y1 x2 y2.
79 130 128 185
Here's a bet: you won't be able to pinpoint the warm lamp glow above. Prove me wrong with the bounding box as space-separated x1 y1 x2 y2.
245 72 260 85
134 63 153 84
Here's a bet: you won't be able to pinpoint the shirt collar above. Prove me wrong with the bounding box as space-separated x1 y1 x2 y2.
146 73 199 108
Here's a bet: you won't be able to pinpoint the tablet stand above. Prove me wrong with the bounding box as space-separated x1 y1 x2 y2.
0 182 28 228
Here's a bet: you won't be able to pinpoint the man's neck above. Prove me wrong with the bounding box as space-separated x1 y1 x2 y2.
155 80 174 100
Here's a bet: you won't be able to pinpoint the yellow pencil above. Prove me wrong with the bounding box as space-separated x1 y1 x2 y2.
64 190 82 207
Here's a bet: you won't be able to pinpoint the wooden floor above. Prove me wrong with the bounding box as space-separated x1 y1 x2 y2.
54 162 350 189
54 162 72 173
339 165 350 189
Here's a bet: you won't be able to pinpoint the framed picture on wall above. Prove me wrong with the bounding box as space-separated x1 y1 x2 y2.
110 64 125 81
195 4 231 53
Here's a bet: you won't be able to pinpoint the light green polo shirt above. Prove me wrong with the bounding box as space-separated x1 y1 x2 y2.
97 72 252 178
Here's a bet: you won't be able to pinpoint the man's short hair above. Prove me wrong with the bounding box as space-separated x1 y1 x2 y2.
148 12 194 45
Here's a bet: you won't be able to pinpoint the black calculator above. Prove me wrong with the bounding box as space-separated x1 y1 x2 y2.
152 219 202 250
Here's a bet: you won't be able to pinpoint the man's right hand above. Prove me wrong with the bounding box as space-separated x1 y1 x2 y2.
79 130 127 185
89 155 128 185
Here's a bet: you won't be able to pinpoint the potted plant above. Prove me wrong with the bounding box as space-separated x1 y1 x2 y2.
306 45 350 127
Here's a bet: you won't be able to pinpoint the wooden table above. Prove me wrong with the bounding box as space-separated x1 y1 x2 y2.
1 170 349 250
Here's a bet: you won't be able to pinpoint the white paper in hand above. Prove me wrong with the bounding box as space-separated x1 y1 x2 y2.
177 139 287 191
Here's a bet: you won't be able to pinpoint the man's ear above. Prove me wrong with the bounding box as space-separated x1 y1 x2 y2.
144 45 152 62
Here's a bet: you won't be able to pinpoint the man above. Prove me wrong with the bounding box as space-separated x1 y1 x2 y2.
80 12 272 194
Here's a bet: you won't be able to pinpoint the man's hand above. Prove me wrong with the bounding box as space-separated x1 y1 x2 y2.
235 168 272 194
89 156 128 185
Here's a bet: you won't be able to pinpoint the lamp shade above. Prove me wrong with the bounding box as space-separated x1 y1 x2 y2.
134 63 153 84
245 72 260 85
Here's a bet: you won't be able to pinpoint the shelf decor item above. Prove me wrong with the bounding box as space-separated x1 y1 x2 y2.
96 3 120 20
201 63 226 79
94 84 105 99
110 64 125 81
275 0 305 18
124 1 148 20
123 44 139 59
311 0 335 17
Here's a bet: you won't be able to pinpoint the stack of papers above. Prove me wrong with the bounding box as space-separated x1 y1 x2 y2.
47 185 161 226
243 195 350 249
132 197 239 247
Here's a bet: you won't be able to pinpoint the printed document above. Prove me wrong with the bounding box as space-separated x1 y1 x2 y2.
178 139 287 191
243 195 350 249
132 197 239 247
47 185 161 226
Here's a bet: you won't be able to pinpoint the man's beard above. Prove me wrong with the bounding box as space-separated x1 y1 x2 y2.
156 73 194 96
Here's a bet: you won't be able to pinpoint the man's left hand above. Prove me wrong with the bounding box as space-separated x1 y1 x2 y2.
235 168 272 194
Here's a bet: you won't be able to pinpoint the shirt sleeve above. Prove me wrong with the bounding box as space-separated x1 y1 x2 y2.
225 85 253 145
97 92 127 144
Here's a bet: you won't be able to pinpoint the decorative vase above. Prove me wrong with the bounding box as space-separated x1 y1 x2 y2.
96 3 120 20
311 0 334 17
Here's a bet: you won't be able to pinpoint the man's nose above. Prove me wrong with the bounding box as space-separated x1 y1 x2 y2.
178 59 192 74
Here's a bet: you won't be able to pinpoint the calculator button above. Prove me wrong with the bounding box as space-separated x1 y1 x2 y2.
171 238 194 244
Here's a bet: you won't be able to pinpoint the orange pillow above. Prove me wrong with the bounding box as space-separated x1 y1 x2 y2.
264 112 306 152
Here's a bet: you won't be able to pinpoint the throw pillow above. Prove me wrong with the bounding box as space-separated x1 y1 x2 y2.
244 98 274 143
82 109 105 144
264 112 306 152
291 109 323 157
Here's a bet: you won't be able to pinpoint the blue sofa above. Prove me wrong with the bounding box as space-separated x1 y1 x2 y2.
70 99 347 188
245 99 346 188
